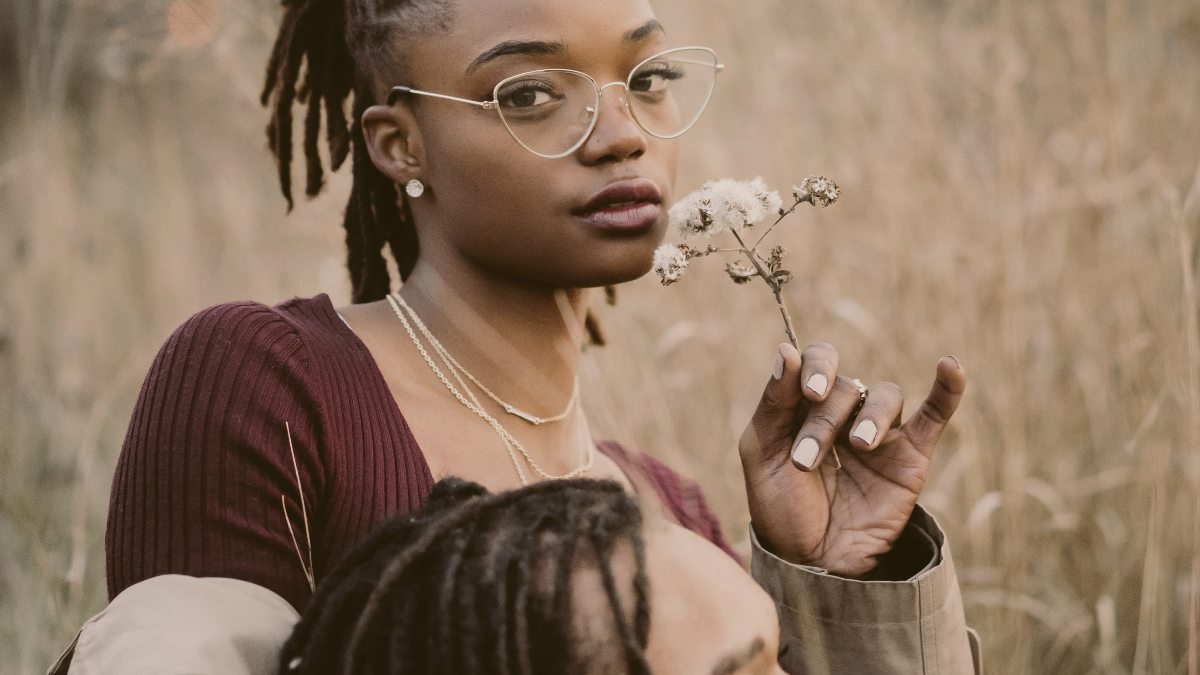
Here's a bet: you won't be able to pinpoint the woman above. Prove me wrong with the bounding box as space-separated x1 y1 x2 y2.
54 0 979 672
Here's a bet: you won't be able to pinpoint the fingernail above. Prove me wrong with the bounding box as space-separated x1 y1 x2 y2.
772 348 785 381
791 436 819 469
946 355 962 369
805 373 828 397
852 420 878 446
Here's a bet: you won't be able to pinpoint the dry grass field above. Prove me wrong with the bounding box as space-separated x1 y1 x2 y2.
3 0 1199 672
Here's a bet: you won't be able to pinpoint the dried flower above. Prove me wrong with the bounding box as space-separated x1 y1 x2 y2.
658 175 840 349
752 178 786 220
668 193 713 236
652 244 690 285
707 177 782 231
792 176 840 207
669 177 783 236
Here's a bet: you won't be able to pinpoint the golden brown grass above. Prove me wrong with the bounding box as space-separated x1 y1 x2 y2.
2 0 1198 672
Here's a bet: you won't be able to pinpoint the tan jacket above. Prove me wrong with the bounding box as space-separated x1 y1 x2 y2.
49 506 980 674
752 506 981 674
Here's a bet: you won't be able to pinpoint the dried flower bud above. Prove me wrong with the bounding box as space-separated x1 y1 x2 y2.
652 244 690 285
669 177 783 236
725 261 758 284
767 244 786 273
792 176 840 207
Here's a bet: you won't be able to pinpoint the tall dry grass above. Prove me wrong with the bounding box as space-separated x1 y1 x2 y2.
2 0 1198 672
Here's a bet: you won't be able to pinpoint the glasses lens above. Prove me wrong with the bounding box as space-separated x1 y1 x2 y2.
494 70 598 157
626 48 719 139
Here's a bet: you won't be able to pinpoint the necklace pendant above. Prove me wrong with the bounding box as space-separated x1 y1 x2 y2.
508 407 543 425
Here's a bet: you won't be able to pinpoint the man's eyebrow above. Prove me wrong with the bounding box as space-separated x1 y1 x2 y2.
466 39 566 75
710 637 766 675
624 19 665 43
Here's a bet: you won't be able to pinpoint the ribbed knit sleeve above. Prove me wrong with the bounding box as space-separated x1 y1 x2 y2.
597 440 739 563
637 452 739 562
106 301 329 611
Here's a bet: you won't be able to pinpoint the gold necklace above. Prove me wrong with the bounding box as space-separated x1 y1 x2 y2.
391 294 579 426
385 293 594 484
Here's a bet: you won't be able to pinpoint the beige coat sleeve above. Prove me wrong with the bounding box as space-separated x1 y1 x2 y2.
47 575 299 675
750 505 982 675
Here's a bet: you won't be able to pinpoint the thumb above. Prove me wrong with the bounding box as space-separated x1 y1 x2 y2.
742 343 806 461
904 355 967 453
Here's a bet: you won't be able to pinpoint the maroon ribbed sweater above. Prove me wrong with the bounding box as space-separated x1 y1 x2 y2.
106 293 732 610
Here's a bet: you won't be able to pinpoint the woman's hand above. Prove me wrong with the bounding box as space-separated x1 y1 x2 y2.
738 343 966 577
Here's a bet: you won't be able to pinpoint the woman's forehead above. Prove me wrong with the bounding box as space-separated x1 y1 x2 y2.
413 0 662 77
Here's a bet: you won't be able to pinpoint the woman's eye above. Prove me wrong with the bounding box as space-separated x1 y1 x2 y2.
496 82 559 109
629 65 684 92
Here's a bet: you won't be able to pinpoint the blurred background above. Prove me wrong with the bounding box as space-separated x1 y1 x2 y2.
2 0 1198 672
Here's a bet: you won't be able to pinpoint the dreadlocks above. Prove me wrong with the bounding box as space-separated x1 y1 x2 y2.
260 0 437 303
260 0 614 343
277 477 652 674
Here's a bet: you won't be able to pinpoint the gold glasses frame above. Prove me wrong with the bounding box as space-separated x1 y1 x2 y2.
386 46 724 159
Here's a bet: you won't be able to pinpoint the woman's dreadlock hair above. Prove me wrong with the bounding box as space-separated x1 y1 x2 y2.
260 0 615 344
277 477 652 674
259 0 434 303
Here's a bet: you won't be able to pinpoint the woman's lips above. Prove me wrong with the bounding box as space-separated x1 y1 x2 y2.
573 202 661 232
572 177 662 233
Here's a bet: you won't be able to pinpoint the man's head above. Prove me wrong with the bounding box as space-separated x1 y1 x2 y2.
280 476 784 674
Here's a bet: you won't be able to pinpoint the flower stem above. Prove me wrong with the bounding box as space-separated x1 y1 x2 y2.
751 195 809 250
771 286 801 351
729 227 801 350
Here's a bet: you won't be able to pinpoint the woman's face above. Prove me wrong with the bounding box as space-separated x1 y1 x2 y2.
383 0 683 288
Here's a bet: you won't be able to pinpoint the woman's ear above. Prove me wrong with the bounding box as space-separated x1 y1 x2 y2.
360 102 424 184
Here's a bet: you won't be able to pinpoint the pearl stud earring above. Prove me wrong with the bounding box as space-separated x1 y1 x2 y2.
405 179 425 198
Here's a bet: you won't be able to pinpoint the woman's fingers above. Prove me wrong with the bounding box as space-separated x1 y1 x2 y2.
743 342 844 469
744 343 806 457
799 342 839 402
902 356 967 455
790 375 862 471
849 382 904 450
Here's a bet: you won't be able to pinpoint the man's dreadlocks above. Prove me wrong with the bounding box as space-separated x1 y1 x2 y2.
277 477 652 674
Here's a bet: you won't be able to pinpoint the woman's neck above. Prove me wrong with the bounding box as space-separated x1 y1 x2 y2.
396 256 588 418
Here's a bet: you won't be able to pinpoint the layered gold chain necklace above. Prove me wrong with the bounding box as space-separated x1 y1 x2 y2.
385 292 594 485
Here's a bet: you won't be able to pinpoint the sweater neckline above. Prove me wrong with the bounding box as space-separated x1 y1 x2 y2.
308 292 623 489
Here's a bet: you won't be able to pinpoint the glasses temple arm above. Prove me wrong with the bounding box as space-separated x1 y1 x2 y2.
662 58 725 70
388 86 496 109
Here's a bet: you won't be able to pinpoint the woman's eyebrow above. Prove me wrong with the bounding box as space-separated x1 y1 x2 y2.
710 636 766 675
466 40 565 75
624 18 665 43
465 19 665 75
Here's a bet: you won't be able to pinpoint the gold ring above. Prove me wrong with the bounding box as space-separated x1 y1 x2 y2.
851 378 869 405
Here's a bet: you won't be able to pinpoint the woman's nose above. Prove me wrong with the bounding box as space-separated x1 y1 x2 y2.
575 83 647 163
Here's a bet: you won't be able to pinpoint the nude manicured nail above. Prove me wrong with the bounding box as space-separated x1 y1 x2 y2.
772 349 785 380
791 436 819 469
806 373 828 397
853 420 878 446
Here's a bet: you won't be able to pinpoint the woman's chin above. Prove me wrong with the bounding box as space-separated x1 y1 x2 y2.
572 252 656 288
